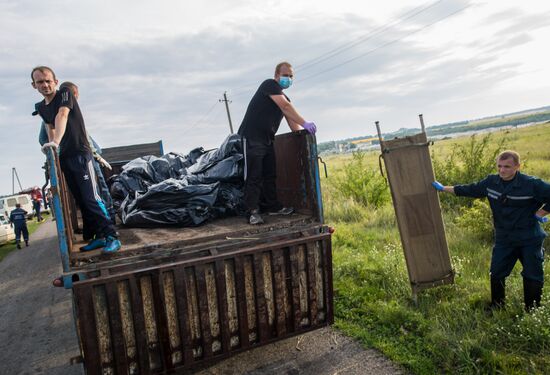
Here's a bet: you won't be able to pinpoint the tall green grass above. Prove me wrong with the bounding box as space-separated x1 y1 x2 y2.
324 123 550 374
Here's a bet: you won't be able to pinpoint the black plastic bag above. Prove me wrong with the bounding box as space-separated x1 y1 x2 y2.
113 134 244 227
161 149 205 178
122 206 213 227
187 134 242 174
120 180 219 227
184 154 243 185
214 183 246 217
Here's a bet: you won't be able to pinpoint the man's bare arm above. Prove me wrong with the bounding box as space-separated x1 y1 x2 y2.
46 123 55 142
270 94 306 126
284 116 303 132
52 107 70 145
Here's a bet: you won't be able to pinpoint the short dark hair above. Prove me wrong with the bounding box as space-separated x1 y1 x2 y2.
60 81 78 92
15 203 21 208
31 66 57 82
275 61 292 75
497 150 520 165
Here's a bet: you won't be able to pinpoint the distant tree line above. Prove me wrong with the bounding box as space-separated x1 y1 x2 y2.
318 110 550 154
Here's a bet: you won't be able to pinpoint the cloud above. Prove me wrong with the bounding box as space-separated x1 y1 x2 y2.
1 1 550 193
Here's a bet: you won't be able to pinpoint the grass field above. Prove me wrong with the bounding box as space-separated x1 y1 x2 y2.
323 123 550 374
0 215 48 262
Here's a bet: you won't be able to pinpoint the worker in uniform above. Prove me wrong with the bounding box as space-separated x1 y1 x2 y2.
433 150 550 311
9 203 29 249
238 61 317 225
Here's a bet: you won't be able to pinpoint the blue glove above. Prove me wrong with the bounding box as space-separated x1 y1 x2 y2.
535 215 549 224
302 121 317 135
431 181 445 191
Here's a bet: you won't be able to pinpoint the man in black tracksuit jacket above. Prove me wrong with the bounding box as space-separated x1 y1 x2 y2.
238 61 317 225
31 66 121 254
433 150 550 310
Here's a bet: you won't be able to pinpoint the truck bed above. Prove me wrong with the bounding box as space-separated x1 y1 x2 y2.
70 213 316 269
48 131 333 374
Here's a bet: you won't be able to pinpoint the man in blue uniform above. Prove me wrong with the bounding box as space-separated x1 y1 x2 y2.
31 66 121 253
9 203 29 249
238 61 317 225
433 150 550 310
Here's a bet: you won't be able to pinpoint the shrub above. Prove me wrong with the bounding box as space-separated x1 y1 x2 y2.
454 200 493 243
335 151 390 208
324 196 367 223
432 133 507 208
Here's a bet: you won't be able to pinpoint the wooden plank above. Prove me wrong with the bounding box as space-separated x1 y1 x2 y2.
252 252 269 342
73 285 102 375
215 260 231 354
128 276 151 373
196 265 213 358
322 239 335 324
151 270 175 371
104 282 129 374
289 246 302 332
173 268 195 365
58 169 75 250
272 249 287 336
233 256 250 348
306 242 318 326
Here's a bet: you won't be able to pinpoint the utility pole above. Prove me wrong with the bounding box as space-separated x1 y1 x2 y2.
220 91 234 134
12 167 23 195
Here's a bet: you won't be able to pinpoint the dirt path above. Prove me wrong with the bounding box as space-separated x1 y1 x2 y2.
0 220 81 375
0 220 405 375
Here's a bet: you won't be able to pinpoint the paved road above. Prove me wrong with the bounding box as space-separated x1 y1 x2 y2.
0 220 405 375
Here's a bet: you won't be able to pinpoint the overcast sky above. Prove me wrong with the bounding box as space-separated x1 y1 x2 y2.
1 0 549 195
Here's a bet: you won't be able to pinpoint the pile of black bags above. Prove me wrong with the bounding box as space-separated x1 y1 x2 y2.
109 134 245 227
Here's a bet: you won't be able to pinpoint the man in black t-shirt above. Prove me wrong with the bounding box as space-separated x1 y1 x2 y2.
238 61 317 225
31 66 121 254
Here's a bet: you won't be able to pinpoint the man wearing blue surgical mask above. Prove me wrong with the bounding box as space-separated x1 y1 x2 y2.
238 61 317 225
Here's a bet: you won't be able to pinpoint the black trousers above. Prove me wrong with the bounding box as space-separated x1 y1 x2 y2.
33 200 42 220
60 153 116 238
14 223 29 242
243 139 281 213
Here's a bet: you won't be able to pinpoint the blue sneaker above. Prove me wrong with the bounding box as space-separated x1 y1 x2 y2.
103 236 121 253
80 238 106 252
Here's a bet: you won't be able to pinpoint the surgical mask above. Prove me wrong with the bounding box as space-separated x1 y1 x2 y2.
279 76 292 89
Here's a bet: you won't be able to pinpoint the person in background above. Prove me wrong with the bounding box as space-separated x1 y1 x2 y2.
433 150 550 311
238 61 317 225
9 203 29 249
31 187 43 222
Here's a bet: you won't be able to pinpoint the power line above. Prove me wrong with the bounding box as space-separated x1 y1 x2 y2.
295 0 445 72
230 0 459 97
188 100 219 129
189 103 226 132
298 3 473 83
